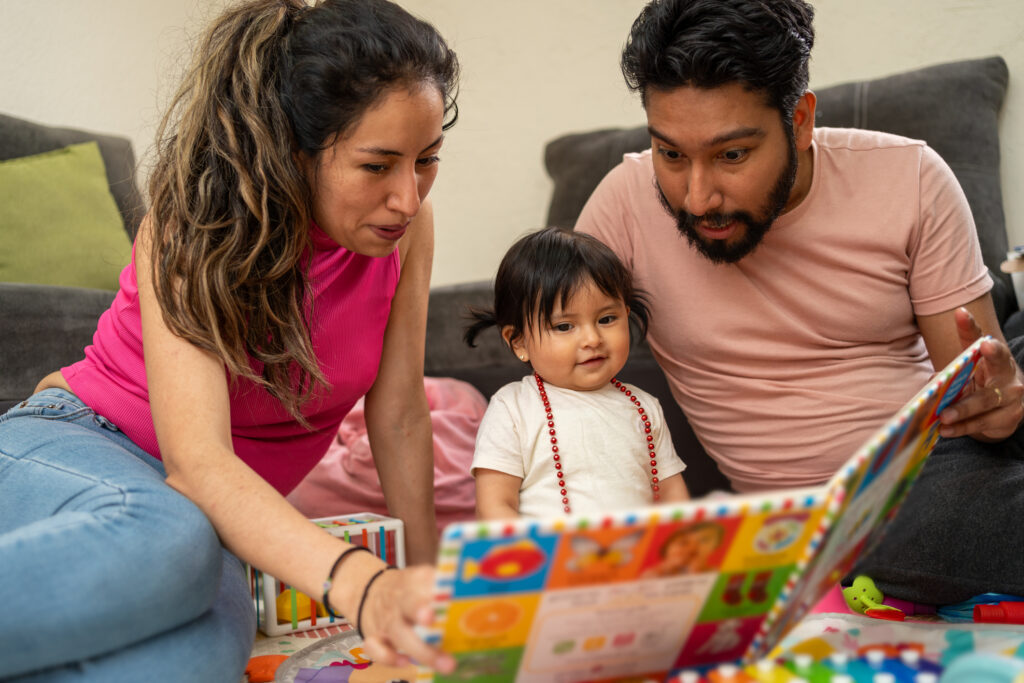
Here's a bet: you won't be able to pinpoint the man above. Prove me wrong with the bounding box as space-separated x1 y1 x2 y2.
577 0 1024 604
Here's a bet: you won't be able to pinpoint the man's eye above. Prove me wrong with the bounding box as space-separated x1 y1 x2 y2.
658 148 682 161
721 149 748 162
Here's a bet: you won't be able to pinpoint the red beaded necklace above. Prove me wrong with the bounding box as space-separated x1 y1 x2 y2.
533 372 661 514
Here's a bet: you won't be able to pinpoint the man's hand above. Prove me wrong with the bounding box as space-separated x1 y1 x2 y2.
938 308 1024 441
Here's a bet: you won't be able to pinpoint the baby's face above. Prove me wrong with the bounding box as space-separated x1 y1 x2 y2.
511 280 630 391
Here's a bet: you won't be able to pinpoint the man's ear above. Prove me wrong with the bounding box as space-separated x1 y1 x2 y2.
501 325 528 362
792 90 816 152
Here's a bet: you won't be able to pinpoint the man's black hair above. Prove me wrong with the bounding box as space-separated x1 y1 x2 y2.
621 0 815 121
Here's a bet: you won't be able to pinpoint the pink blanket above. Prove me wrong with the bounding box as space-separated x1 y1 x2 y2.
286 377 486 534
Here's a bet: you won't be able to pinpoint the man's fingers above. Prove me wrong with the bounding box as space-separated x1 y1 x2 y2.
955 306 983 347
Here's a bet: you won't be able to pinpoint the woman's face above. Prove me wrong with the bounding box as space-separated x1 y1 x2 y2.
306 83 445 256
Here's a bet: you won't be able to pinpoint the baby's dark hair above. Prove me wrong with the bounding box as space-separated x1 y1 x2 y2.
464 227 650 351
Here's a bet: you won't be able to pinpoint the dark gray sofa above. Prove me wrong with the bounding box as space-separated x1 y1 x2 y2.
0 113 145 415
0 56 1015 498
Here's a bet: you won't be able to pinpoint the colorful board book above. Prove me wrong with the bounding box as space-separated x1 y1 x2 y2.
250 512 405 636
420 337 987 682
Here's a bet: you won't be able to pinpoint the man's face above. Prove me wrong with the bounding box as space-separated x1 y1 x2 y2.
646 83 807 264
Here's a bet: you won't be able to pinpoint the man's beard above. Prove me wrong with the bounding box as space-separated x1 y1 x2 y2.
657 137 798 264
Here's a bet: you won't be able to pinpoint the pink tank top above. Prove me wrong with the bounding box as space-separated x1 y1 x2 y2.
62 224 400 494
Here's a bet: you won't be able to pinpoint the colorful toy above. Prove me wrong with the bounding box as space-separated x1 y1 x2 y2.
941 652 1024 682
249 513 405 636
666 647 1024 682
841 576 936 622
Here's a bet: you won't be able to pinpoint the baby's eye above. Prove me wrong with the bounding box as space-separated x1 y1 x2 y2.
553 322 573 332
598 315 618 325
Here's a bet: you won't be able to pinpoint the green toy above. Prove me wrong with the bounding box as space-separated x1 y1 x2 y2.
842 576 905 620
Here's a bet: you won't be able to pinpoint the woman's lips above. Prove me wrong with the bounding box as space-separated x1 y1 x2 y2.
370 222 409 241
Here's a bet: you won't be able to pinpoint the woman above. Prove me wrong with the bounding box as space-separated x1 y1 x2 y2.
0 0 458 680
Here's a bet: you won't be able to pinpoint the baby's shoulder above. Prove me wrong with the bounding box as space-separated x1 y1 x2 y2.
487 375 540 407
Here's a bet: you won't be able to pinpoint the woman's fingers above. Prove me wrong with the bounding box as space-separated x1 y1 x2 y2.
357 565 456 673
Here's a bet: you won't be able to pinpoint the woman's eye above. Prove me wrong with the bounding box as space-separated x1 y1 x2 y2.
720 148 748 162
416 155 441 167
362 163 388 174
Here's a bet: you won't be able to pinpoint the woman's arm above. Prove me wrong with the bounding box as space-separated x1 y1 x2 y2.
364 201 438 565
137 217 450 670
474 468 523 520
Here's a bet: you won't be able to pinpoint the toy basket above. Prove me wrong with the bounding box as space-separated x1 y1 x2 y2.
249 512 405 635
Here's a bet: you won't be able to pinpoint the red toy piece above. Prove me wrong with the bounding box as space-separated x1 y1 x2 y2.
974 601 1024 624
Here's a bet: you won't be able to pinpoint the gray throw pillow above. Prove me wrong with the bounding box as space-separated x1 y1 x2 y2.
813 56 1012 319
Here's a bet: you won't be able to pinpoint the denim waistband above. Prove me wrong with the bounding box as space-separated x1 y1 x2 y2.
1 387 164 475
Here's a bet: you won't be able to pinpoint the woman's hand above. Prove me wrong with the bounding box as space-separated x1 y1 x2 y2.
355 564 456 674
938 307 1024 441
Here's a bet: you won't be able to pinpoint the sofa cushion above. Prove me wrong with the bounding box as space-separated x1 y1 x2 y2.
0 112 145 240
544 56 1014 320
0 282 115 412
0 142 131 291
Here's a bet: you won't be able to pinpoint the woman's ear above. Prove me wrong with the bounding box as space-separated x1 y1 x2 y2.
501 325 528 363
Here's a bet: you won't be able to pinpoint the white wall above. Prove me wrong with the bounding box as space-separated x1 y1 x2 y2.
0 0 228 181
2 1 1022 287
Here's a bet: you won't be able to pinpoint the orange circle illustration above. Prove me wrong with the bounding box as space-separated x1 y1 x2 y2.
460 600 522 637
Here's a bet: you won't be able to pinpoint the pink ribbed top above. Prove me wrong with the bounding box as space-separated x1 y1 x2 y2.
62 224 400 494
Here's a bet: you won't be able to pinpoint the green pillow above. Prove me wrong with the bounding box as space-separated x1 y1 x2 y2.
0 141 131 290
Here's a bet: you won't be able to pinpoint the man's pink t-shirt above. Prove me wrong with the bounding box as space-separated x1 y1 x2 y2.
578 128 991 492
62 224 399 495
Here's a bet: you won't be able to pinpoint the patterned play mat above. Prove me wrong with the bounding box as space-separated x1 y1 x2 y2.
245 625 420 682
247 609 1024 682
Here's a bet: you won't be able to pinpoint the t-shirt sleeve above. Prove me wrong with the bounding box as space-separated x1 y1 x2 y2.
647 391 686 479
907 145 992 316
471 389 527 479
575 157 641 271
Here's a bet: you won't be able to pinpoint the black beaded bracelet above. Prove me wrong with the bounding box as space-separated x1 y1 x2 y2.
356 566 395 639
321 546 372 617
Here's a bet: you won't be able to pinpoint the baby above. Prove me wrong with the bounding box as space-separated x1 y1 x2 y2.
464 227 689 519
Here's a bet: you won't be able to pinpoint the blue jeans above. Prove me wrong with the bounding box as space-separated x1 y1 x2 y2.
0 389 255 682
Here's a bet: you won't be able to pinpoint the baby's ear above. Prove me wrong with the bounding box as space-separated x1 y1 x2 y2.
501 325 528 362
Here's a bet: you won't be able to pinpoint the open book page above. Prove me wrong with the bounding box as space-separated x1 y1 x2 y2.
749 336 985 659
421 337 986 681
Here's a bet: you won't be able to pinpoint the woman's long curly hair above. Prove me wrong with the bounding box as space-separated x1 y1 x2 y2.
146 0 459 424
